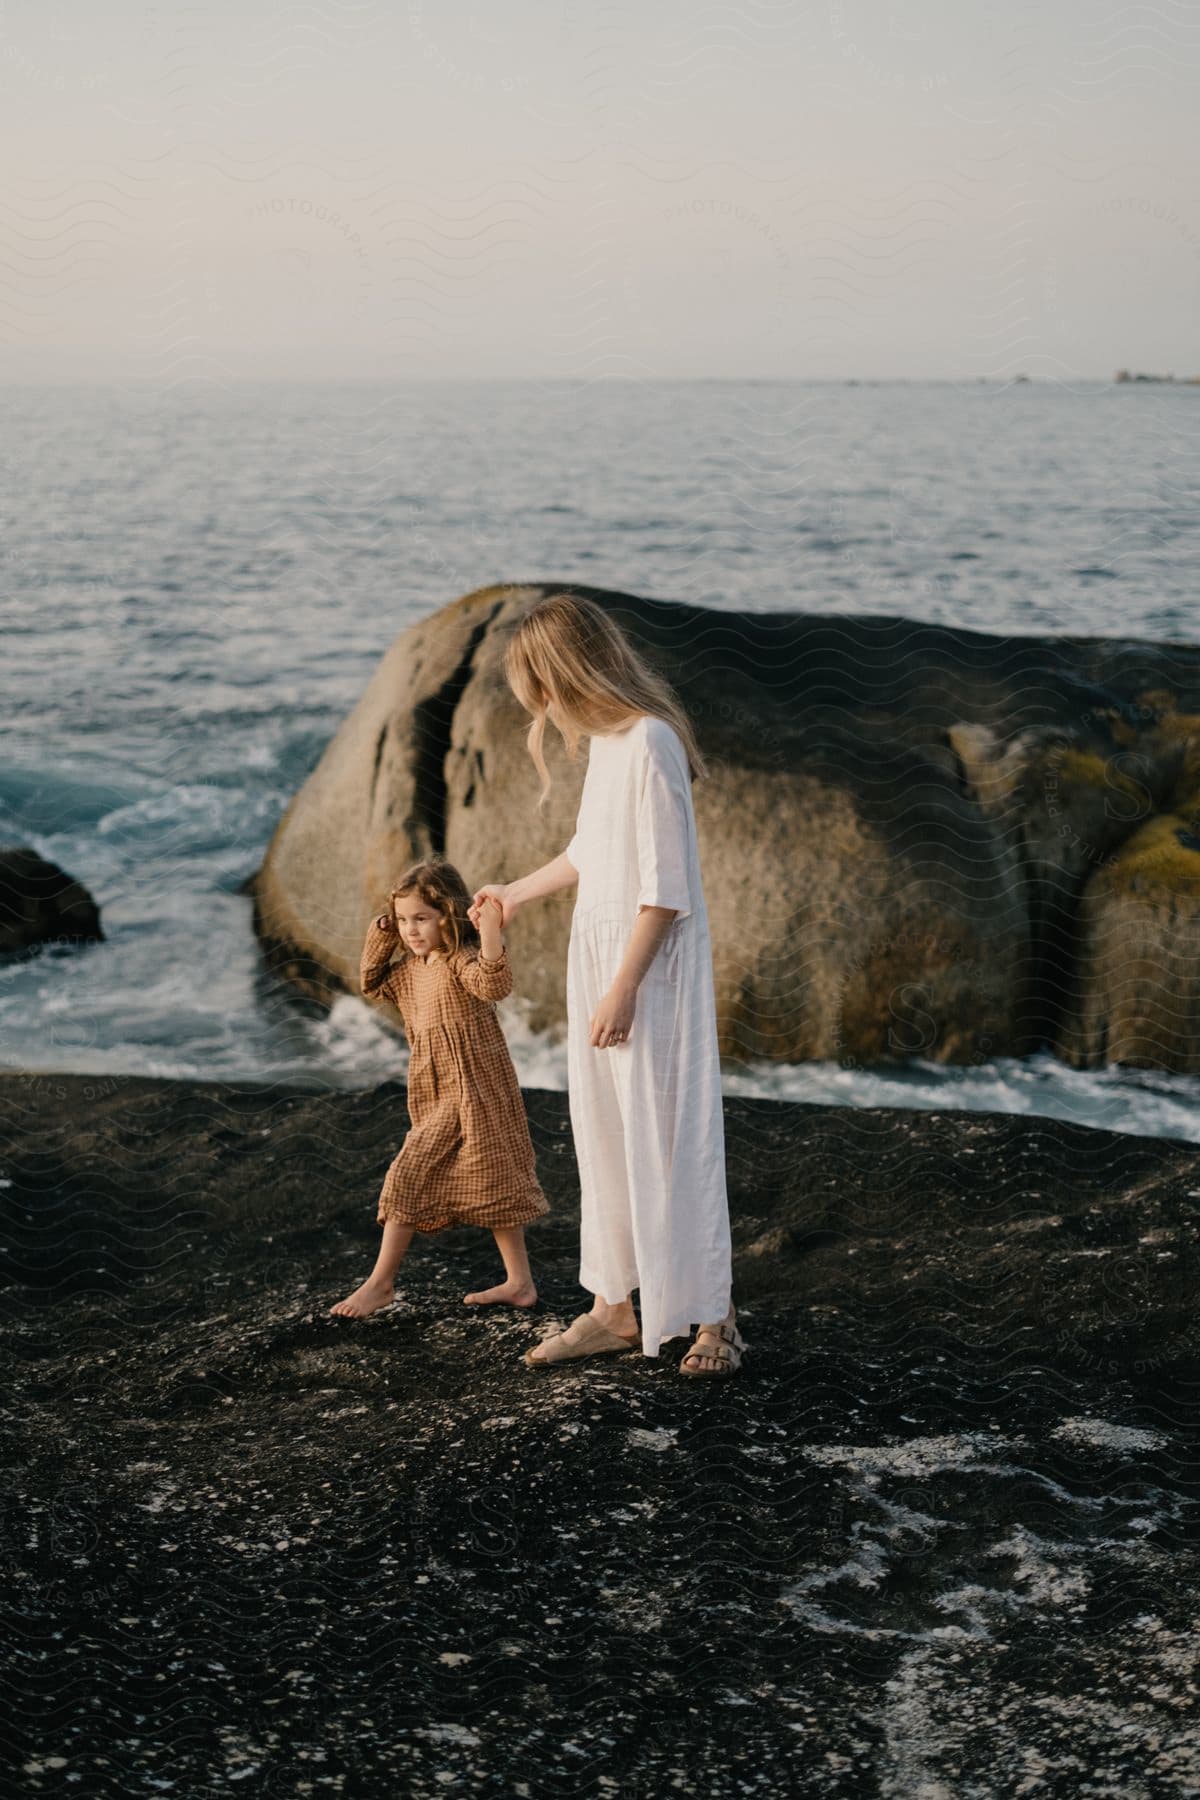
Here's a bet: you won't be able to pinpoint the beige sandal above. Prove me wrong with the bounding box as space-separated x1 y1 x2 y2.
524 1311 642 1368
679 1318 746 1378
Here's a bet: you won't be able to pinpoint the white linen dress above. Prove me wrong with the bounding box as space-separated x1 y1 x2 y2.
563 712 733 1358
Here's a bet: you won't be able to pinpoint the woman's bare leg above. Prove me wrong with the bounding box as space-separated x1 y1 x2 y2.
464 1227 538 1306
524 1287 639 1363
329 1219 415 1317
589 1292 638 1334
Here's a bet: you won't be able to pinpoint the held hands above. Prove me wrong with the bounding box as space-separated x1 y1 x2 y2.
468 891 505 958
466 892 503 929
471 882 518 928
589 979 636 1049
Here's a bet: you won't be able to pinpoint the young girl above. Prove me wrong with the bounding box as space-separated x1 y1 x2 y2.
329 856 549 1320
474 593 745 1377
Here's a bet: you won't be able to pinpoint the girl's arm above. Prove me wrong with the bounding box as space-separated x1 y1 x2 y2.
360 912 401 999
449 948 513 1003
473 849 578 928
453 893 513 1001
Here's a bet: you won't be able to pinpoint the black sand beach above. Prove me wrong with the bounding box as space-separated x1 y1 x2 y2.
2 1072 1198 1795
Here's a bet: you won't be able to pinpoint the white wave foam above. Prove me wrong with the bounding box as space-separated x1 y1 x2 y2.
722 1047 1200 1142
308 993 410 1080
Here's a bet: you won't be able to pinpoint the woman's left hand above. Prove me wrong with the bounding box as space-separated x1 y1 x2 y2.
590 981 636 1049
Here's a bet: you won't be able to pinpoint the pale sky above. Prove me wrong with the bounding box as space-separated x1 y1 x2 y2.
1 0 1197 382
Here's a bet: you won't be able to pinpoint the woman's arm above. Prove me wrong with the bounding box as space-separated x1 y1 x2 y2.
615 905 677 990
473 850 578 927
591 722 696 1048
588 904 676 1047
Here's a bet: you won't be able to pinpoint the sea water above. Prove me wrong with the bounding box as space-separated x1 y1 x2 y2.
2 377 1199 1139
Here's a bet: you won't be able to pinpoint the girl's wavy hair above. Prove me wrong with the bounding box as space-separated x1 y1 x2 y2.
502 591 707 808
386 856 479 954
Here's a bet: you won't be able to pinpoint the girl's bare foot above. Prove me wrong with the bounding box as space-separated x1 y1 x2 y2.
329 1274 397 1318
463 1279 538 1307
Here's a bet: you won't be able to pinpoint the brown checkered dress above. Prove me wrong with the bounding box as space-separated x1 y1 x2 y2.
360 915 550 1234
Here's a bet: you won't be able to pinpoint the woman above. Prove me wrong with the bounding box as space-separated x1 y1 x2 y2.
473 593 744 1377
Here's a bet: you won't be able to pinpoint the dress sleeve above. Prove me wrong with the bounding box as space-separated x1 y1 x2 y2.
564 831 580 871
361 914 407 1003
448 945 513 1003
635 720 694 918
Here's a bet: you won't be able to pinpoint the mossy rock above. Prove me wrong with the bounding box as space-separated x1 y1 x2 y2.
1056 811 1200 1069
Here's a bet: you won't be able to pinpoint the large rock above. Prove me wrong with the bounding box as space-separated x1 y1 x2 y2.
0 845 103 957
247 584 1200 1067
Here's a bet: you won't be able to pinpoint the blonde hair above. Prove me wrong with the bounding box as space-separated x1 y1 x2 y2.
502 592 707 807
387 856 479 954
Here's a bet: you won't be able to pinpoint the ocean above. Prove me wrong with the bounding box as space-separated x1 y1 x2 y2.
3 376 1199 1139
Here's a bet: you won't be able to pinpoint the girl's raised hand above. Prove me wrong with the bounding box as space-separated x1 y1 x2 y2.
472 892 505 958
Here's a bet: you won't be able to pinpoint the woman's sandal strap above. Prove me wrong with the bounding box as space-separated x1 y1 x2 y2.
688 1324 741 1348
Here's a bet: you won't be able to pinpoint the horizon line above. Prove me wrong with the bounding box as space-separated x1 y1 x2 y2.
0 373 1180 388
